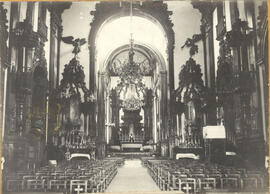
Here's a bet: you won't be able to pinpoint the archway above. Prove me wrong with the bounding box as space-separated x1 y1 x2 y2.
89 1 175 92
89 1 175 157
100 44 167 151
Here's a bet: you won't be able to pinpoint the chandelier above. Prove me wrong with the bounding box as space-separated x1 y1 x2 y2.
116 0 145 111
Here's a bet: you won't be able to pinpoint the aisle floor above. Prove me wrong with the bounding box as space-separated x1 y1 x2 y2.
106 159 161 192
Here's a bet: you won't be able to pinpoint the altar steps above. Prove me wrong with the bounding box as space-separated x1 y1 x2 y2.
108 152 152 159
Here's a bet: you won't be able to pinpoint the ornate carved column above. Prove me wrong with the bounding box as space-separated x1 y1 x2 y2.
192 1 217 125
216 39 235 143
47 2 71 143
226 17 255 157
11 18 39 135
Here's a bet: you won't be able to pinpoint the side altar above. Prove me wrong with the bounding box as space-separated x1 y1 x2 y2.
47 37 96 161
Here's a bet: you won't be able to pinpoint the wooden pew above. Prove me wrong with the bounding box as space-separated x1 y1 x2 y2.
70 180 88 194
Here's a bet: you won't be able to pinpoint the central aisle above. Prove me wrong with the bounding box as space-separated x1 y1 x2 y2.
106 159 161 192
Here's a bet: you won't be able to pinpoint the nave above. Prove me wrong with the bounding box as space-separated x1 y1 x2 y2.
1 1 269 193
106 159 160 192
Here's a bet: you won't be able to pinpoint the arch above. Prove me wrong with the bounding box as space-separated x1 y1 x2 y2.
100 43 167 74
95 16 168 75
88 1 175 93
100 43 168 147
89 2 174 158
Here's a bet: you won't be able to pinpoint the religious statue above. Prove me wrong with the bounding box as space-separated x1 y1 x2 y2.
181 34 203 57
62 36 87 57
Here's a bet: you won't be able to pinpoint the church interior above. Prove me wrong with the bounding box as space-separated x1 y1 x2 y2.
0 0 269 193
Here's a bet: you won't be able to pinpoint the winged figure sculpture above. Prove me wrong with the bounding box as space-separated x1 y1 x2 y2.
181 34 203 57
62 36 87 56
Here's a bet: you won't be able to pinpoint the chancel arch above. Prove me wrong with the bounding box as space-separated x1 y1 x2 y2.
106 43 166 138
95 42 168 155
89 2 175 157
88 1 175 96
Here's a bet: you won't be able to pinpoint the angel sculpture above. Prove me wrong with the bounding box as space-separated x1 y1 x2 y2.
62 36 86 57
181 34 203 57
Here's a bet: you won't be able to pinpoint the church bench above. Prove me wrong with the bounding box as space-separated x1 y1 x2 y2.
48 179 67 191
168 177 196 192
98 178 106 192
6 159 120 193
144 158 268 193
240 177 258 190
22 175 39 189
189 173 206 178
17 172 33 177
78 175 93 180
224 173 242 179
25 179 45 191
39 175 56 189
178 178 197 193
191 168 204 173
57 175 73 180
22 175 37 180
198 177 216 191
65 172 77 178
70 180 88 194
50 172 66 177
220 177 239 190
168 173 188 190
6 179 25 191
207 173 223 188
244 173 265 188
35 172 49 177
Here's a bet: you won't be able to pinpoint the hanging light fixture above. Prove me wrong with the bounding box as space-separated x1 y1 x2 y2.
116 0 145 111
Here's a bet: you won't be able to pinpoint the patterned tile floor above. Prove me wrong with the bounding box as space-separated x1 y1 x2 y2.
105 159 160 193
